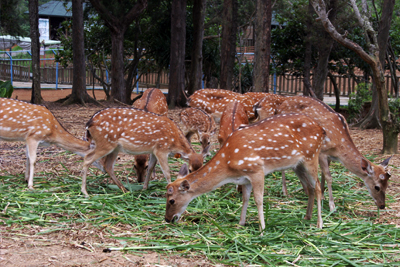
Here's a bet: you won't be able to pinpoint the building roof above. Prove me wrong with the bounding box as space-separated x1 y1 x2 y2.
38 1 75 18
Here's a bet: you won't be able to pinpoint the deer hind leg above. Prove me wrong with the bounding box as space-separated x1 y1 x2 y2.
25 139 39 189
239 182 252 226
319 154 335 212
81 144 117 197
154 151 171 184
248 171 266 231
102 148 127 193
294 160 323 229
143 153 158 190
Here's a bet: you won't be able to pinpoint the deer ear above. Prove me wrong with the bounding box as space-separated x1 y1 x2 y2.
361 158 373 175
380 155 393 169
177 164 189 179
179 180 190 192
178 152 189 160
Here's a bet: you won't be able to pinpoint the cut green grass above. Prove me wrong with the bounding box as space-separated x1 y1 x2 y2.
0 156 399 266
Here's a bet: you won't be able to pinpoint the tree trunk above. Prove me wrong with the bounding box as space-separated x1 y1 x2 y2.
110 30 126 103
312 0 337 100
187 0 206 95
253 0 272 92
302 3 314 97
62 0 98 105
220 0 237 90
29 0 42 104
88 0 147 104
168 0 187 108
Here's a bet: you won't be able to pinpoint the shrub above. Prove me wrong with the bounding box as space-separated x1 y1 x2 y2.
0 80 14 98
347 83 372 123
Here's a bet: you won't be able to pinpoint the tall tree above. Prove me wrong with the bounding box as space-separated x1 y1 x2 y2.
168 0 187 108
0 0 26 36
312 0 337 100
62 0 97 105
29 0 42 104
311 0 397 154
220 0 238 90
88 0 147 104
253 0 272 92
187 0 207 95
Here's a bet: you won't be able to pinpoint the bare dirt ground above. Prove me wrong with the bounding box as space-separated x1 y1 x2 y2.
1 89 400 266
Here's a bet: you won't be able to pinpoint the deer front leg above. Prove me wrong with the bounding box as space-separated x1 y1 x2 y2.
319 155 335 212
26 140 39 189
143 154 158 190
281 171 288 196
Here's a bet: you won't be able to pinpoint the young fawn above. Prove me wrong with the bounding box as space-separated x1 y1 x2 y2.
165 113 327 230
132 88 168 182
81 107 208 197
187 89 256 122
0 98 102 189
274 96 392 211
180 107 216 157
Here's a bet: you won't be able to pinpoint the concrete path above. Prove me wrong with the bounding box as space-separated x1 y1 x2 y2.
10 81 349 106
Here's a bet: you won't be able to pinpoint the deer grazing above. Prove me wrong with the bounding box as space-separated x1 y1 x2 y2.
0 98 103 189
180 107 216 156
187 89 256 122
81 107 208 197
253 94 287 121
132 88 168 182
274 96 392 211
165 113 327 230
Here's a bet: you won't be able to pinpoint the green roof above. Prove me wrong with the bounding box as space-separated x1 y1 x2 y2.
38 1 78 18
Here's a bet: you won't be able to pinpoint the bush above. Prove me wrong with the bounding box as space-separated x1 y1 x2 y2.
347 83 372 123
0 80 14 98
388 97 400 126
233 61 253 93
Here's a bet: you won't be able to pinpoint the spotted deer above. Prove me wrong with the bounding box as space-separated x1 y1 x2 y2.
81 107 208 197
275 96 392 211
180 107 216 157
218 101 249 147
132 88 168 182
253 94 287 121
187 89 256 122
165 113 327 230
0 98 103 189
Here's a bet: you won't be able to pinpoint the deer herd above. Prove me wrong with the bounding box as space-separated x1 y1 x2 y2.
0 88 393 231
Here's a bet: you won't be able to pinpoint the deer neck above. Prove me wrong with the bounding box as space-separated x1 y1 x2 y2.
50 122 90 155
184 152 238 196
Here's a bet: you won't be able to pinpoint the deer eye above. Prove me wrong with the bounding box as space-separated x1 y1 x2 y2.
375 186 380 192
169 199 175 205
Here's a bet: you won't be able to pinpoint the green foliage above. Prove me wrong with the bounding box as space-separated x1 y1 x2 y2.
347 83 372 123
388 97 400 126
0 80 14 98
233 61 253 93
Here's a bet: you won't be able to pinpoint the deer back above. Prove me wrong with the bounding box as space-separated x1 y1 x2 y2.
132 88 168 116
218 101 249 146
187 89 256 121
0 98 89 152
